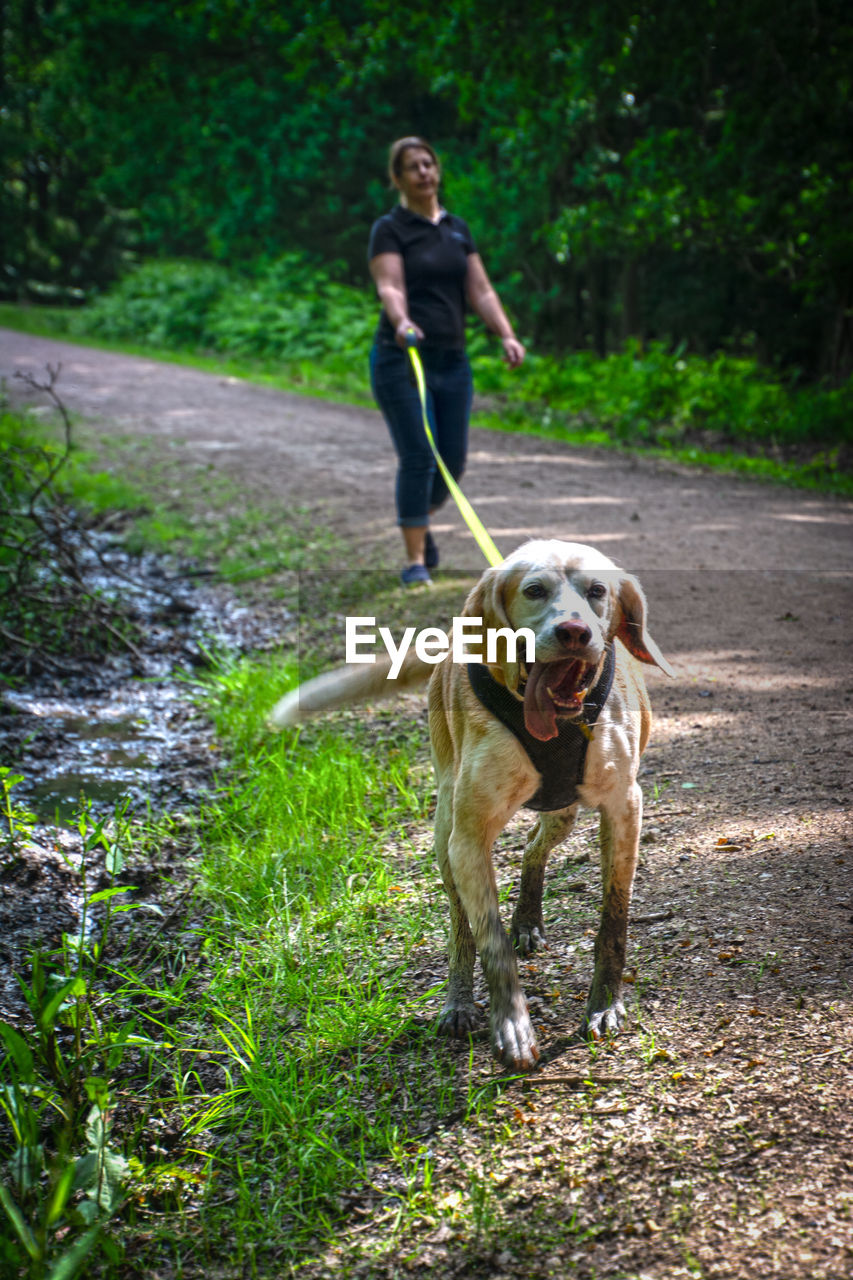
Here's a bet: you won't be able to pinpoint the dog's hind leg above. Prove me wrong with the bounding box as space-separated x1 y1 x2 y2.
584 782 642 1038
433 778 480 1037
511 805 579 956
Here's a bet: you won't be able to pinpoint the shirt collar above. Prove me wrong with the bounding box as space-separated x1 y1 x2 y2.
396 203 447 225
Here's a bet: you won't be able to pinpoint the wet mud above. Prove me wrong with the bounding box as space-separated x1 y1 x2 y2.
0 534 289 1022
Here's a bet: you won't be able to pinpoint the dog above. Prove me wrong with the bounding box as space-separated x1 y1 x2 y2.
270 541 674 1071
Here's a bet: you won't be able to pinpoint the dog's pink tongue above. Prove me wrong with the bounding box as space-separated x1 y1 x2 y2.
523 663 559 741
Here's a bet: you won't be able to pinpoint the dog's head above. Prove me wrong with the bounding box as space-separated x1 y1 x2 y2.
463 540 674 741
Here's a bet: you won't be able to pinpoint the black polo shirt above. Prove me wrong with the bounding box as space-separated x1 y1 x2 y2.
368 205 477 350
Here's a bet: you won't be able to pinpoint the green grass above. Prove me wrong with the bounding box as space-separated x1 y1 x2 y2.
0 399 144 519
123 486 341 582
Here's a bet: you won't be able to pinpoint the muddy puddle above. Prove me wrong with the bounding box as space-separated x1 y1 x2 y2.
0 531 290 1022
2 533 288 819
3 684 206 822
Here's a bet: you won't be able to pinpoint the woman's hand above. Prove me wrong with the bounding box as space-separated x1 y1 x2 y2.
396 318 425 348
501 335 526 368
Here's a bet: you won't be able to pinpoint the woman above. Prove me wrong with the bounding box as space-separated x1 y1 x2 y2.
368 136 525 586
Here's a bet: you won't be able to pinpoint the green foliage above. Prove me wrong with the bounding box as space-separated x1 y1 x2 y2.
0 803 144 1277
0 397 139 522
1 769 36 857
475 341 853 452
1 638 482 1270
0 0 139 302
69 260 232 347
175 654 467 1246
0 401 75 665
205 255 376 362
432 0 853 377
4 1 852 377
73 256 376 366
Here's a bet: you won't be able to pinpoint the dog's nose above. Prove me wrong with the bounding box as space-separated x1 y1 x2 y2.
554 619 592 649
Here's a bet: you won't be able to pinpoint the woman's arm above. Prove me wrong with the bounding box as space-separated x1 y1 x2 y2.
465 254 525 367
369 252 425 347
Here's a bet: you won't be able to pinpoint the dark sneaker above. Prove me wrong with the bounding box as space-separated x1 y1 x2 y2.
401 563 432 587
424 529 439 569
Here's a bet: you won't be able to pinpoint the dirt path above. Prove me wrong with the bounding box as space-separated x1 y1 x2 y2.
3 329 853 1278
3 329 850 575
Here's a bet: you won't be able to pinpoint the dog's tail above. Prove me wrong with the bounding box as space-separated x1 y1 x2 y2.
269 650 434 729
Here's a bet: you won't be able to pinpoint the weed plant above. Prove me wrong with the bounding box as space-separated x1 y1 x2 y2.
66 256 375 388
0 794 150 1277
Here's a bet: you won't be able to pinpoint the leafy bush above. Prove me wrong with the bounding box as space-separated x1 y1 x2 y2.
71 255 376 365
472 340 853 449
204 254 375 361
70 260 233 347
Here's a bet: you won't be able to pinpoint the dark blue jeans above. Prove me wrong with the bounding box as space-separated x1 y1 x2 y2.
369 342 473 527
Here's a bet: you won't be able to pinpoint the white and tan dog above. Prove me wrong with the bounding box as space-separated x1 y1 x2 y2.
270 541 674 1071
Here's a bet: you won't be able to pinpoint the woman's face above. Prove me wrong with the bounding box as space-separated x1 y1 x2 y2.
395 147 440 205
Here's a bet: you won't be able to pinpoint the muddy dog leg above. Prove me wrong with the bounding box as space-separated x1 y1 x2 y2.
446 783 539 1071
433 777 480 1037
584 783 642 1038
511 806 580 956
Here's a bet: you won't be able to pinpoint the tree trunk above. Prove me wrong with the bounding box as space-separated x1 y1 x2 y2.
619 258 642 346
827 277 853 384
588 257 610 357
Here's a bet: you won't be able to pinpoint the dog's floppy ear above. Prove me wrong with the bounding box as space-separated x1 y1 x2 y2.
614 574 675 676
463 566 525 693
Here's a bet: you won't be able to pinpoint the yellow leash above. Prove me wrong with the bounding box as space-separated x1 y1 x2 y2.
406 335 503 568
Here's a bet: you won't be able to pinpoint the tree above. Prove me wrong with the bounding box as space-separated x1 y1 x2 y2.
2 0 851 377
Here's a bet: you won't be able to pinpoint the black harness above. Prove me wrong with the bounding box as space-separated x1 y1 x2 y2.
466 645 616 812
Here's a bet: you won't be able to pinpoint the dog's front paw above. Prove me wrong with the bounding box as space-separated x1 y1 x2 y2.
491 997 540 1072
583 999 627 1040
437 1001 480 1039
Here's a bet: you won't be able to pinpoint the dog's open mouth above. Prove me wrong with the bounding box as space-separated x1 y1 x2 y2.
522 658 595 741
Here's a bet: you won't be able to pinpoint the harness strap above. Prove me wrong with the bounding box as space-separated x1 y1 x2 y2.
467 645 616 812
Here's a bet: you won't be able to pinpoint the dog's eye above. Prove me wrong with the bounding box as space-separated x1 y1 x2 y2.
587 582 607 600
523 582 547 600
